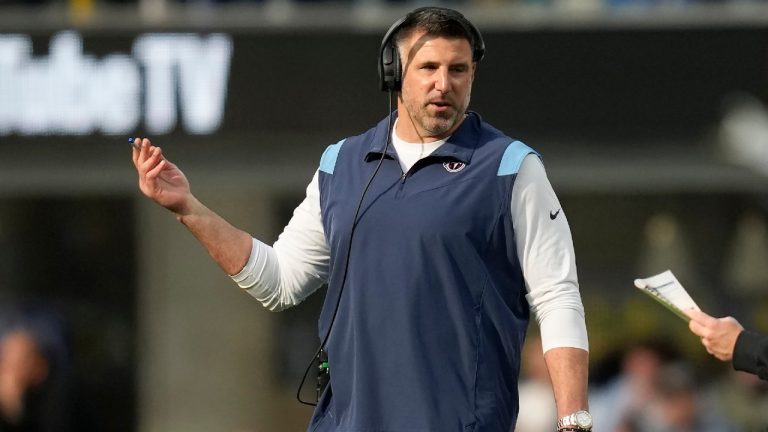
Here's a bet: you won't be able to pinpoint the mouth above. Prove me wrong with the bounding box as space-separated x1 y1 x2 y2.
428 100 453 111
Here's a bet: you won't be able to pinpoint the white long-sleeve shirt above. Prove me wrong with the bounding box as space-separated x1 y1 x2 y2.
232 133 588 353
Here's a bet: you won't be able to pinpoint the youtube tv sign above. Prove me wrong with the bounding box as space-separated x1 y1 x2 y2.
0 26 765 147
0 31 233 136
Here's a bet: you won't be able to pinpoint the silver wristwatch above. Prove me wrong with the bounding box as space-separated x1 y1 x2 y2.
556 410 593 430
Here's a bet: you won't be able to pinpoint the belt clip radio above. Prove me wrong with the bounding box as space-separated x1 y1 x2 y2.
316 348 330 402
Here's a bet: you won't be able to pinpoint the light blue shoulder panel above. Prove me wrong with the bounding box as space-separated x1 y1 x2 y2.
319 139 346 174
497 140 538 176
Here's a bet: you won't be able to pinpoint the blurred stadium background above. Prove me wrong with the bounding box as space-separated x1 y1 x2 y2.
1 0 768 430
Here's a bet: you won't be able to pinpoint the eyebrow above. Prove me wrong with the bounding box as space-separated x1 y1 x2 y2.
416 59 471 69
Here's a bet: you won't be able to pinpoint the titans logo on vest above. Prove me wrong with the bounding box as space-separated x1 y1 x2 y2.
443 161 466 172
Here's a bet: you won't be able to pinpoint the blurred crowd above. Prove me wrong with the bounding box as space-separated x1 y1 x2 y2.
517 333 768 432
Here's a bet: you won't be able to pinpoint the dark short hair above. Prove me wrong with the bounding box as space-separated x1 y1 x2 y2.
393 7 483 63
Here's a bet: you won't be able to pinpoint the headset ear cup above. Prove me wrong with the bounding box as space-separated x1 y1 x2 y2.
379 13 407 92
392 46 401 91
380 40 402 92
380 41 396 91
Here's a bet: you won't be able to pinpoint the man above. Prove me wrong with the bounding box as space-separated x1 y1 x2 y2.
686 309 768 381
132 7 590 432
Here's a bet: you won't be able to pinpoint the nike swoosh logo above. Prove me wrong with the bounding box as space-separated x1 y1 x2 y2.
550 209 561 220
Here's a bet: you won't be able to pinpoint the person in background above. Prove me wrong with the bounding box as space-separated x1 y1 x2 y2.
702 367 768 431
0 329 51 431
0 304 72 432
635 362 736 432
588 340 675 432
686 308 768 381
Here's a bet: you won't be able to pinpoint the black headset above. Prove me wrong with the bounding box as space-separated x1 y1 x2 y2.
378 7 486 92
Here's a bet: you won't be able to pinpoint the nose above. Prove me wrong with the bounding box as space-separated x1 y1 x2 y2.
435 68 451 94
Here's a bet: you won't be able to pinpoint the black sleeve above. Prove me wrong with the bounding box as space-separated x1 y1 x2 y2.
732 330 768 380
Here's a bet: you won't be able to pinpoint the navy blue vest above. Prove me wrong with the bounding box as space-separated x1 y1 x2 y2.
311 112 537 432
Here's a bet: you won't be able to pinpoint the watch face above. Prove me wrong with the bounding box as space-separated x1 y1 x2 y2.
575 411 593 428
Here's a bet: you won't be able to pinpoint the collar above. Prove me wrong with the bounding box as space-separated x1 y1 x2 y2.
365 111 481 164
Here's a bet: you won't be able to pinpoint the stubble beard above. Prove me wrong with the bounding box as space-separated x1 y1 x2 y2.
403 98 459 137
422 111 457 136
402 88 472 138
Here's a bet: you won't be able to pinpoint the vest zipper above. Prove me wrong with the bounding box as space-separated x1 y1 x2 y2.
400 156 431 183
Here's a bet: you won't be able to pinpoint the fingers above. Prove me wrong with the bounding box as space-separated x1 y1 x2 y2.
131 138 140 166
684 308 709 322
685 309 721 332
141 146 164 176
687 309 718 339
146 158 167 180
686 308 705 334
131 137 143 167
705 344 718 357
131 137 153 158
688 318 706 337
131 138 164 175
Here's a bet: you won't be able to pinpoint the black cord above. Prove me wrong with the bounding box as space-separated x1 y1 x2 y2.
296 90 397 406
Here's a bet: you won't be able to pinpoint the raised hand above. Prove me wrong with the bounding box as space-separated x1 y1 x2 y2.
131 137 192 215
129 137 252 275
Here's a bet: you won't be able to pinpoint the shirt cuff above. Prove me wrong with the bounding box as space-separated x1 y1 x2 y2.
539 307 589 353
230 237 270 289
